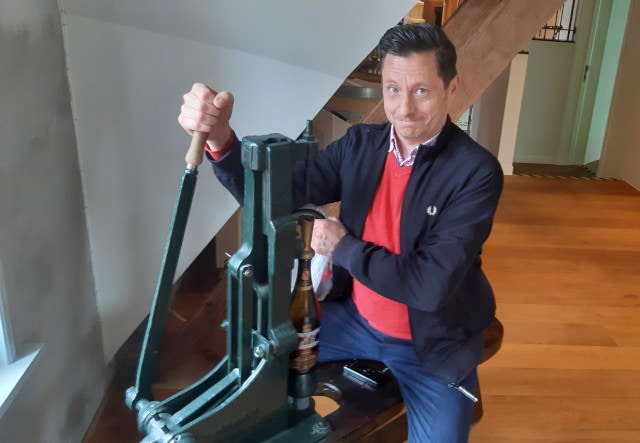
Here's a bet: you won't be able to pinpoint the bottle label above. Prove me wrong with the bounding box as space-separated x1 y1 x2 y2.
290 325 320 373
296 326 320 350
298 269 312 290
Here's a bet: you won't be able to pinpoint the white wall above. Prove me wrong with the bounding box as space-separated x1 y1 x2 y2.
497 53 529 175
513 40 577 164
585 0 630 166
0 1 107 441
469 65 510 159
600 0 640 190
60 0 415 361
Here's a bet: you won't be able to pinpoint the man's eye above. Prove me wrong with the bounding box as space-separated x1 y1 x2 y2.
388 87 398 94
417 88 427 95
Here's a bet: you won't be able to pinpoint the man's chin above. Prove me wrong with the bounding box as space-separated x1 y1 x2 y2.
395 127 423 142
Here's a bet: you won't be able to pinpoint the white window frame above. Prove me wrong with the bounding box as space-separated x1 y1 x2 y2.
0 256 42 418
0 259 16 367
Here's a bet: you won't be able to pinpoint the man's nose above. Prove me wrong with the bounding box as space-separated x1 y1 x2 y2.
398 93 415 114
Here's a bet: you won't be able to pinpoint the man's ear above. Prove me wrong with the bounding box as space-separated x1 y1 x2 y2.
448 75 460 94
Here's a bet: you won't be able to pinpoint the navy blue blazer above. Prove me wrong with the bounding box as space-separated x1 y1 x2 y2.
211 119 504 384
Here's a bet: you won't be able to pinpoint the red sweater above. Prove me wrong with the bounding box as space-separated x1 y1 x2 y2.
352 152 412 339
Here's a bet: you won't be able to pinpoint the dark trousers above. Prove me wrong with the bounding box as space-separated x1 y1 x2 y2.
318 298 477 443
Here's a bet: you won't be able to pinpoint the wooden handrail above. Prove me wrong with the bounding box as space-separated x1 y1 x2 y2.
443 0 466 25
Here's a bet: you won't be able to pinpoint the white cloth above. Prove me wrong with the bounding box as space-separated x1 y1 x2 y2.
290 205 333 300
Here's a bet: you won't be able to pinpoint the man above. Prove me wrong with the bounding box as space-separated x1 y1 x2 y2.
178 23 503 442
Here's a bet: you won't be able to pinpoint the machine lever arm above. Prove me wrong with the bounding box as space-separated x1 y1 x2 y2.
127 130 208 410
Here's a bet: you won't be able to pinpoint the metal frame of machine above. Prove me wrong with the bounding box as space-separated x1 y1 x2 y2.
125 125 330 442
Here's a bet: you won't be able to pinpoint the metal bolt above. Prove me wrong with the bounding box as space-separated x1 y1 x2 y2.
243 267 253 278
253 345 266 359
170 434 196 443
311 421 332 435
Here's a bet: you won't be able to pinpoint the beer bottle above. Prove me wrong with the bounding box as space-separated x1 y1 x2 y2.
289 214 321 375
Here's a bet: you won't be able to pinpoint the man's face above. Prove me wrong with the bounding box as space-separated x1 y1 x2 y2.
381 51 459 149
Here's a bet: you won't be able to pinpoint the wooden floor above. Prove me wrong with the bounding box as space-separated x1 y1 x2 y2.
471 176 640 442
84 175 640 442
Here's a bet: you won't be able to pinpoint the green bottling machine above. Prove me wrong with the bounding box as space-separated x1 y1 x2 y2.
125 123 405 443
125 124 331 442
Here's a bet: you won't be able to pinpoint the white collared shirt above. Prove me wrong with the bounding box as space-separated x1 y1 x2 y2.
389 125 440 167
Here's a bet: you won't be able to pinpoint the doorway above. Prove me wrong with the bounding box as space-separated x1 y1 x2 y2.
512 0 630 177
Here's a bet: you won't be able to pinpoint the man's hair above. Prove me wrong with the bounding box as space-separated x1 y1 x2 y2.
379 23 458 87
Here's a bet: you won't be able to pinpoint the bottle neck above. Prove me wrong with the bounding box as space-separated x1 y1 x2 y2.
295 258 313 291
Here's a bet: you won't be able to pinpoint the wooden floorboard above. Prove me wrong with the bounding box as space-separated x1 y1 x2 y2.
84 175 640 442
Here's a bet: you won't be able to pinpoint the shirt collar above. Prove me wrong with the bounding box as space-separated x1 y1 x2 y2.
389 125 440 167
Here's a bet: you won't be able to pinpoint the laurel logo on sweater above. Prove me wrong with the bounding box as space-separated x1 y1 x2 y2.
426 206 438 216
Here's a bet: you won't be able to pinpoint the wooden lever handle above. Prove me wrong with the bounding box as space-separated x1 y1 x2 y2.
185 131 208 167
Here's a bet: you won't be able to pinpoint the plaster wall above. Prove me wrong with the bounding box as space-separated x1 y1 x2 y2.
497 53 528 175
586 0 631 166
513 40 577 164
469 64 510 158
0 1 107 441
600 0 640 190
